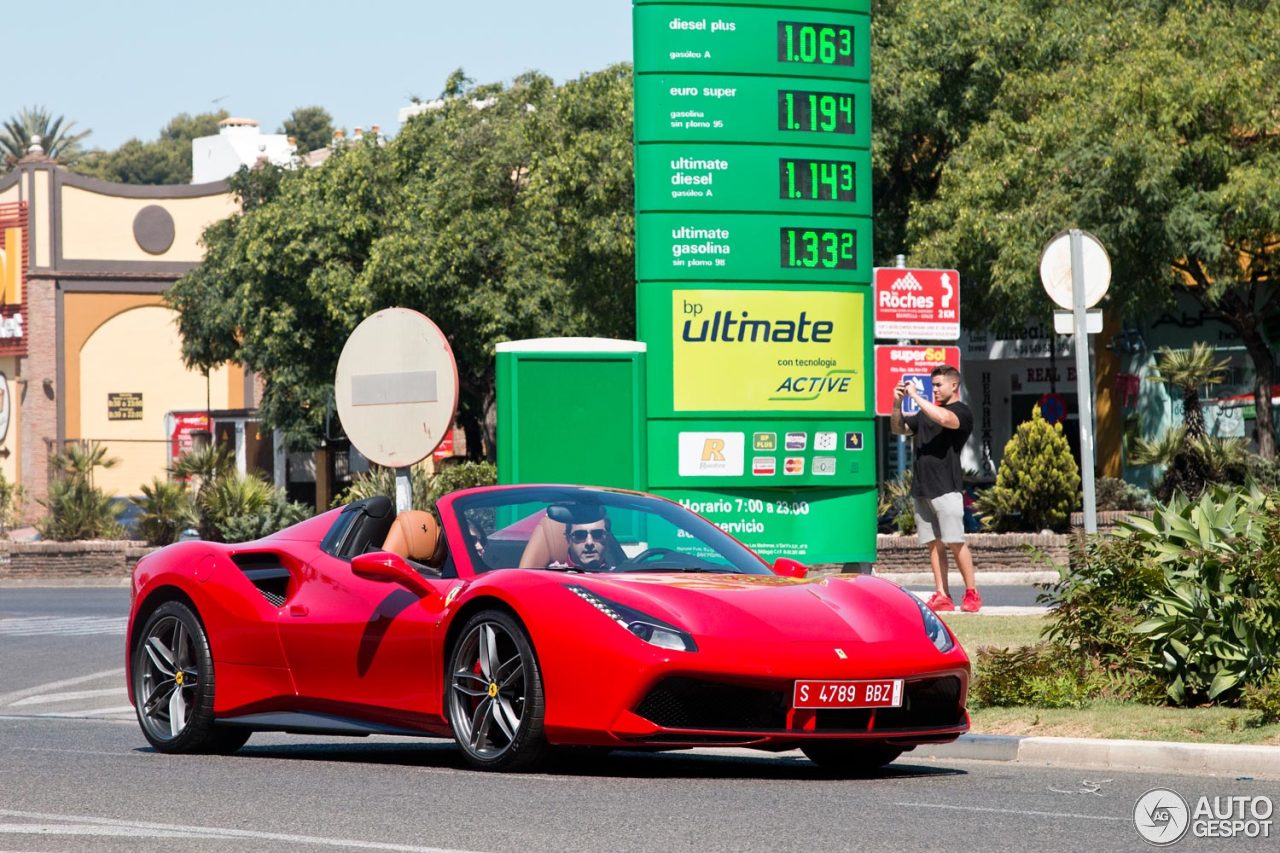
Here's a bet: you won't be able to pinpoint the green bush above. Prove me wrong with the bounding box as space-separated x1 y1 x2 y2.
335 460 498 512
1043 482 1280 706
1041 534 1164 667
38 442 123 541
878 473 915 534
1093 476 1152 512
427 461 497 506
0 467 24 533
1243 671 1280 726
200 471 309 543
136 478 198 546
969 644 1090 709
975 407 1080 532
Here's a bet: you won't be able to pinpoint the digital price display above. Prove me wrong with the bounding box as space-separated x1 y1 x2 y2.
780 227 858 271
779 158 856 202
777 22 855 67
778 90 857 134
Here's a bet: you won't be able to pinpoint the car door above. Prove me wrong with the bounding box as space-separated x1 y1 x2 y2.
276 551 460 725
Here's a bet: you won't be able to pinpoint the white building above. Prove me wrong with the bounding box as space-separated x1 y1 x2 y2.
191 118 296 184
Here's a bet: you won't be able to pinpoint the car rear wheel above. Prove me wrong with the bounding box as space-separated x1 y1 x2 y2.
133 601 250 755
447 610 549 771
801 742 903 775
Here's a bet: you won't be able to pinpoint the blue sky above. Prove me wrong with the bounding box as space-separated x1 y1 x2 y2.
10 1 632 151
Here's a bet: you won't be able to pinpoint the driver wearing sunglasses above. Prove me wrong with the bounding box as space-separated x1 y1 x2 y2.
550 504 614 571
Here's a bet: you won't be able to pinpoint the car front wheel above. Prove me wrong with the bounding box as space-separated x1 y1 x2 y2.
801 742 904 775
447 610 549 771
132 600 249 755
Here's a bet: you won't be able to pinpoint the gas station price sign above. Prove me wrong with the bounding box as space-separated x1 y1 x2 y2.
635 75 871 148
635 3 869 81
635 145 871 216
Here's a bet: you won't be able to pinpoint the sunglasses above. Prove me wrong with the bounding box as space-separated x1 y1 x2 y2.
569 528 608 544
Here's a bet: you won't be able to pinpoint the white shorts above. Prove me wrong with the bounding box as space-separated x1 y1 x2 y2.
914 492 965 545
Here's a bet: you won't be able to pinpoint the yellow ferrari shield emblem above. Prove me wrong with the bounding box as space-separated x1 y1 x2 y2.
175 671 185 686
487 682 498 698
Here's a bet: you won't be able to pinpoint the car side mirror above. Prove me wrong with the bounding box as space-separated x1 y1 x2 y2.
352 551 433 597
772 557 808 579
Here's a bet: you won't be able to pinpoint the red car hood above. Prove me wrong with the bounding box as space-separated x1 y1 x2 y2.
576 573 927 647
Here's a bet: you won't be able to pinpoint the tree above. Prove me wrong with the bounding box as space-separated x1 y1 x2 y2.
976 406 1080 532
905 1 1280 458
76 111 227 185
1 105 91 167
280 106 334 154
1146 343 1231 440
170 68 634 459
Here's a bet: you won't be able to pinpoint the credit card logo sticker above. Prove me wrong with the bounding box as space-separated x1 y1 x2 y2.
753 432 777 451
813 456 837 475
814 431 837 451
784 457 805 475
752 457 776 476
844 431 864 451
785 432 807 451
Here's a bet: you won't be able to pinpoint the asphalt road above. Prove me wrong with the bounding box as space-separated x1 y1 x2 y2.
3 588 1277 852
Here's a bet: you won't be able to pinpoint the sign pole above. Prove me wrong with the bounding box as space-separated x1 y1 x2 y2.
394 467 413 514
1069 230 1098 534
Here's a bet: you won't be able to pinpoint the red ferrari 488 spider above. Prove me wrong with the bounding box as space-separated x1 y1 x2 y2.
127 485 969 772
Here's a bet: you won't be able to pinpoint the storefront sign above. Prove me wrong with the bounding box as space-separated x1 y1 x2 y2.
0 372 9 444
169 412 211 460
671 289 865 412
107 392 144 421
873 345 962 415
873 267 960 340
0 203 29 357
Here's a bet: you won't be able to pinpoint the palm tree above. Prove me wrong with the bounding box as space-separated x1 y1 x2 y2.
0 106 92 167
1146 343 1231 440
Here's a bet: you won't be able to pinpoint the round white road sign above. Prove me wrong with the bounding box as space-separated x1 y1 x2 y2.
334 308 459 468
1039 230 1111 311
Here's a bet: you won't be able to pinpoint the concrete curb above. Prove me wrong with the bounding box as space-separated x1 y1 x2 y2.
917 734 1280 780
875 570 1059 587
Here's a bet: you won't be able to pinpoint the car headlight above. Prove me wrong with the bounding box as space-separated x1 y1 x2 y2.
911 594 955 653
566 584 697 652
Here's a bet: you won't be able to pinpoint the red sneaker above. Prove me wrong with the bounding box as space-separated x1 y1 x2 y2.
926 592 955 611
961 589 982 612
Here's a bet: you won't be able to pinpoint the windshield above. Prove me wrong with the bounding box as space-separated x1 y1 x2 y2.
450 486 773 575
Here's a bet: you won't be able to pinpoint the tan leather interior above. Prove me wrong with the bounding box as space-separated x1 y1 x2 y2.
381 510 441 564
517 514 569 568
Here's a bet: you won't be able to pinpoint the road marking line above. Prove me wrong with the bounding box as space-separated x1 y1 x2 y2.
0 616 127 636
893 802 1124 822
0 669 125 706
12 747 132 757
38 705 136 718
11 687 125 706
0 809 485 852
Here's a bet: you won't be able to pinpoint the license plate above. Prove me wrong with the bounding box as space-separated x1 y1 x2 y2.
793 679 904 709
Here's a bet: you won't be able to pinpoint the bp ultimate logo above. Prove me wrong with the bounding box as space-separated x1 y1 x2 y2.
671 289 866 413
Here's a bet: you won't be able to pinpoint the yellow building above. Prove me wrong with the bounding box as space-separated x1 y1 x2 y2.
0 150 245 511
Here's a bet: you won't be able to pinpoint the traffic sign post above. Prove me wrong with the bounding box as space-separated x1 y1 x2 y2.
633 0 876 563
1039 229 1111 535
334 308 460 513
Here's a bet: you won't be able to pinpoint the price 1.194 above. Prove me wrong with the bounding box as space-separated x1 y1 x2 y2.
777 90 856 134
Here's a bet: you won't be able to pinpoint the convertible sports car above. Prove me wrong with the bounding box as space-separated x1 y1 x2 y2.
126 484 969 772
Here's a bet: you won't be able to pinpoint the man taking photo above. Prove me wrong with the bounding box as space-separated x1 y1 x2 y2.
890 365 980 612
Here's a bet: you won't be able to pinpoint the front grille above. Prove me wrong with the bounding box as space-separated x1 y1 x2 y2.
635 678 789 730
874 676 964 730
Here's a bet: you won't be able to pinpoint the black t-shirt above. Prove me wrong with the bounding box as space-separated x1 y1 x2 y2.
906 401 974 498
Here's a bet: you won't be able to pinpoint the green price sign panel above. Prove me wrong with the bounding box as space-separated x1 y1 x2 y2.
636 213 872 284
637 282 873 417
635 74 870 148
649 486 879 564
635 5 869 82
646 418 876 488
636 144 872 216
